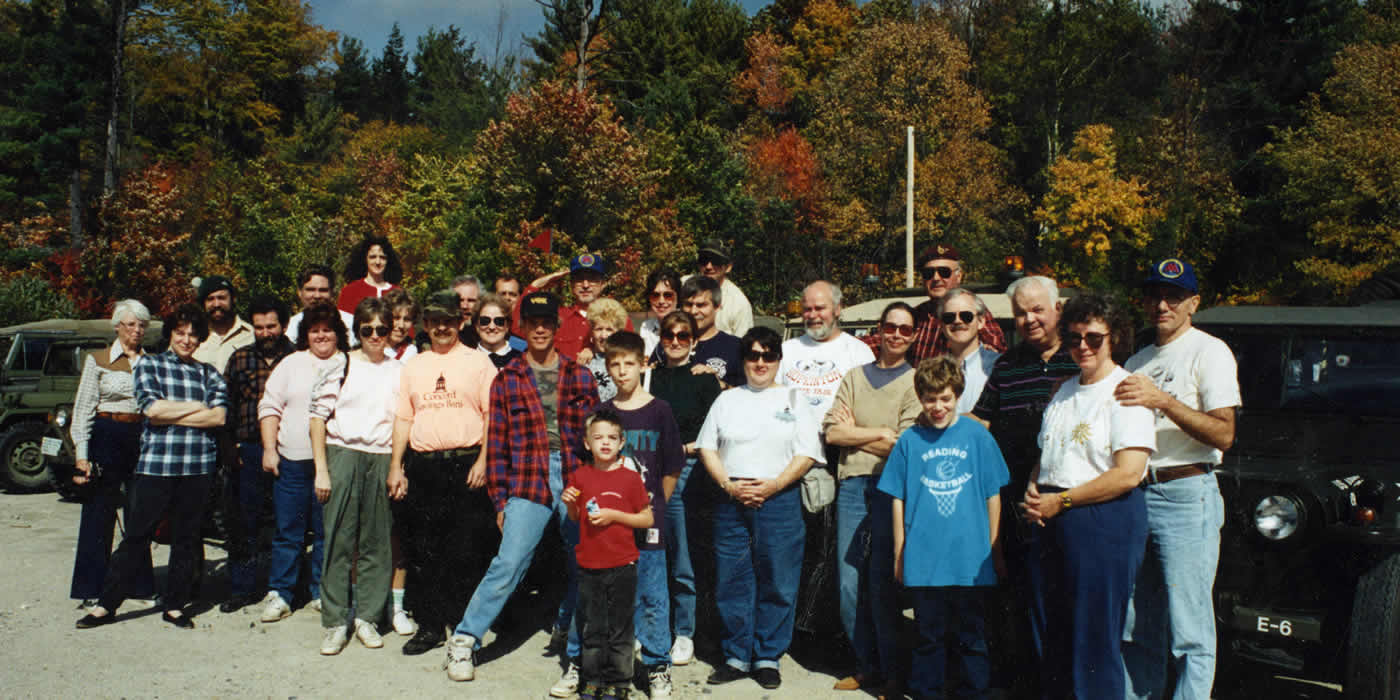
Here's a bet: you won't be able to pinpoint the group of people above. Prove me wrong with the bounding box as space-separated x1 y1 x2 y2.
63 232 1240 700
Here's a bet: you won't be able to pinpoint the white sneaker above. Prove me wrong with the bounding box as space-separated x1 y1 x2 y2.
354 618 384 649
307 598 322 612
648 665 673 699
260 592 291 623
392 610 418 636
669 636 693 666
445 634 476 682
549 661 580 697
320 626 349 655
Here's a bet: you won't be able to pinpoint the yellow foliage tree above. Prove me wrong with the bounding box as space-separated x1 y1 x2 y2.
1035 124 1161 286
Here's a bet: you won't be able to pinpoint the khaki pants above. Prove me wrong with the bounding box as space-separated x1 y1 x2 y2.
321 445 392 628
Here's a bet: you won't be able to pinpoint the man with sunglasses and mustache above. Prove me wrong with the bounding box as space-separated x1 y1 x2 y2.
1118 259 1239 700
886 244 1007 363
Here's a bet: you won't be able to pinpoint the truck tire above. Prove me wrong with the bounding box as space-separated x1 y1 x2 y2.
1346 553 1400 699
1 422 53 493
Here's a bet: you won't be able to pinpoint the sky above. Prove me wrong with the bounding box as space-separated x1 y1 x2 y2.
306 0 776 66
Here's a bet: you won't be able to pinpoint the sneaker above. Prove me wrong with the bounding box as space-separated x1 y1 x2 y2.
307 598 322 612
754 666 781 689
402 626 445 656
648 665 673 699
669 636 694 666
445 634 476 681
549 661 580 697
392 610 417 636
707 663 747 685
259 592 291 623
354 618 384 649
579 682 601 700
320 626 349 655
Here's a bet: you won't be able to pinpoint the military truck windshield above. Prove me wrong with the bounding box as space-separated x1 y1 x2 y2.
1282 336 1400 417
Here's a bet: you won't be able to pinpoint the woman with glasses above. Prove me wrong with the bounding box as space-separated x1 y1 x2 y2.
824 302 922 697
647 310 722 665
473 295 521 369
308 298 403 654
696 326 824 690
939 288 1002 414
1021 291 1155 698
639 268 681 359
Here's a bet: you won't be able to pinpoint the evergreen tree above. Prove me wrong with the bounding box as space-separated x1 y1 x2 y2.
373 23 411 123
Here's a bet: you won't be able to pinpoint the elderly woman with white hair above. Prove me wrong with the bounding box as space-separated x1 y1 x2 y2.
68 299 156 607
940 288 1003 414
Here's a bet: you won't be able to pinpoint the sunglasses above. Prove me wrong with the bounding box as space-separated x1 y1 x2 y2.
1145 288 1194 306
648 290 676 302
920 266 956 281
880 322 915 338
358 325 391 338
941 310 976 325
744 349 780 363
698 254 728 268
661 330 693 343
476 315 509 328
1062 331 1108 349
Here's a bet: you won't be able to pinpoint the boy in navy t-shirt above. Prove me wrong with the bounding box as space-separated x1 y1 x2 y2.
878 356 1009 699
562 409 653 700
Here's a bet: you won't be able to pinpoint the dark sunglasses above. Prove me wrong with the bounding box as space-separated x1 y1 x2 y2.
1062 331 1108 349
476 315 509 328
941 310 976 325
358 325 391 338
661 330 693 343
920 266 956 281
744 349 780 363
698 253 729 268
880 322 915 338
648 290 676 302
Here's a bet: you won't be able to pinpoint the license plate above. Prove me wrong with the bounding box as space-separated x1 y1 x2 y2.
1232 607 1323 642
40 437 62 456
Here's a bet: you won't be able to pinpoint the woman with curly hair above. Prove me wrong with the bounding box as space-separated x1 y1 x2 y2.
338 236 404 314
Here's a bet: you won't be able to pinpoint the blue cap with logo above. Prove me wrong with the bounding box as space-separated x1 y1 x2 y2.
1144 258 1198 294
570 253 607 275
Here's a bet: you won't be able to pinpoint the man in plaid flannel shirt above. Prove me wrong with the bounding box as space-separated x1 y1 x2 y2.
446 291 599 682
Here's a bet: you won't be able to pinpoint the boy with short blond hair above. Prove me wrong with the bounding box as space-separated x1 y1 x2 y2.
562 410 653 700
878 356 1009 699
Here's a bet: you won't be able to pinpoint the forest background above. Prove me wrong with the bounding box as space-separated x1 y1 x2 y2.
2 0 1399 324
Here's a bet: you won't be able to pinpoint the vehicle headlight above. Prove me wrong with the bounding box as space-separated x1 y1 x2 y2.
53 407 69 429
1254 495 1304 540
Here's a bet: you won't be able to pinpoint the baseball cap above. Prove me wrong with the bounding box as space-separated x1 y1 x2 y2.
570 253 607 275
196 275 234 302
1144 258 1198 294
698 238 731 263
423 290 462 318
520 291 560 321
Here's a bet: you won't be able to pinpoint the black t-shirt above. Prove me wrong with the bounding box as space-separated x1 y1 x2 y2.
691 331 746 387
648 363 723 444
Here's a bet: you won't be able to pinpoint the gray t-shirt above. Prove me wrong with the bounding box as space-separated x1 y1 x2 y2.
532 358 563 452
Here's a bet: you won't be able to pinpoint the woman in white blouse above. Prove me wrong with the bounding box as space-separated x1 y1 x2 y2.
939 288 1002 414
309 297 402 655
68 300 155 606
1020 291 1155 699
696 326 824 690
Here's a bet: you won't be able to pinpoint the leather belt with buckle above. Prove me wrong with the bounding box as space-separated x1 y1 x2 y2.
96 411 143 424
1147 463 1209 485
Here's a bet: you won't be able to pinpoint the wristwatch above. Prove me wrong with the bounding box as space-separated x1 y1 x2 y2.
1059 492 1073 511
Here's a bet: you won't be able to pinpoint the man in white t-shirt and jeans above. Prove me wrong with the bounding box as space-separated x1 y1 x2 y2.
1116 258 1240 700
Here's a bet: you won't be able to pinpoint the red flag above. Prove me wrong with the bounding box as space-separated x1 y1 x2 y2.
528 228 552 253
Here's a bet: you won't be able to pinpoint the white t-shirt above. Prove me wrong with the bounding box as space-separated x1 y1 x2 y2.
309 353 402 454
1037 366 1156 489
779 332 876 419
1125 326 1241 468
696 384 826 480
286 309 359 348
956 345 1002 415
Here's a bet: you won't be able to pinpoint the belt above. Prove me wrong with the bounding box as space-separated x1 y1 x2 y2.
412 446 480 461
96 411 142 424
1146 463 1209 485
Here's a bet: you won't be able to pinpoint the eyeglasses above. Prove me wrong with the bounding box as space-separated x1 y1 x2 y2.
476 315 509 328
880 322 915 338
358 325 391 338
661 330 693 343
648 290 676 302
698 254 728 268
920 266 956 281
941 310 976 325
744 349 780 363
1062 331 1108 349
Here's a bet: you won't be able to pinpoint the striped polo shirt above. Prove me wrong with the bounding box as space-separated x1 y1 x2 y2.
972 342 1078 489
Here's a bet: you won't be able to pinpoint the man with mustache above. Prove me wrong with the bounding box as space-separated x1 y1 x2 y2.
194 275 255 372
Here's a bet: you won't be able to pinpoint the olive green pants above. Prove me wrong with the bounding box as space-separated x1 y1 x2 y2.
321 445 392 628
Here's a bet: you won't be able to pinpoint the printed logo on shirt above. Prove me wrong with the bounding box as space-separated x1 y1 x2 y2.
704 357 728 378
418 373 464 411
920 446 971 517
784 358 842 406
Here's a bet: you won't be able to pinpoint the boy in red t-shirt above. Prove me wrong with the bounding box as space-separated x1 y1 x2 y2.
561 410 653 700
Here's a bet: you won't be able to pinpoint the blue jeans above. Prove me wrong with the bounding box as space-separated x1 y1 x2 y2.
836 475 898 679
229 442 271 597
713 484 805 671
910 586 991 700
269 457 324 603
456 451 568 646
634 548 671 666
666 456 697 639
1123 473 1225 700
549 452 579 637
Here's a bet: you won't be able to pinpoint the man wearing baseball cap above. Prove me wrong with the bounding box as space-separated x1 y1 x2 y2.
193 275 255 372
894 243 1007 364
687 238 753 337
517 253 633 359
1116 258 1240 700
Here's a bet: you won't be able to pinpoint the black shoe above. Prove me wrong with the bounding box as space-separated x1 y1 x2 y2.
75 612 113 629
707 664 748 685
162 611 194 629
219 593 257 613
402 626 445 655
754 667 781 689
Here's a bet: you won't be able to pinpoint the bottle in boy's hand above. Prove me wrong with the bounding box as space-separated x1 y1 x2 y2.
585 498 600 517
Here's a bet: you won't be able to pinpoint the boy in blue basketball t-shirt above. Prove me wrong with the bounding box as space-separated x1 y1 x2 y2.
878 356 1009 699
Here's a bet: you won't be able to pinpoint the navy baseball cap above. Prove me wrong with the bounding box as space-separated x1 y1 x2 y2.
520 291 560 321
570 253 606 275
1144 258 1198 294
